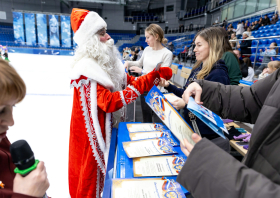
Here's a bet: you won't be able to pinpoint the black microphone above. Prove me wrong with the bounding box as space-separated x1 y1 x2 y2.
10 140 39 176
10 140 48 198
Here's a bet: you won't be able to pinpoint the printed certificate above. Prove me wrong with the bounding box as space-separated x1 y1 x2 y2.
129 131 179 146
111 178 186 198
133 155 186 177
164 93 181 103
122 138 177 158
126 123 166 132
146 86 195 145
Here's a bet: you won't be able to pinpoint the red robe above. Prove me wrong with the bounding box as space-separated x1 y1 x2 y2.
69 57 161 198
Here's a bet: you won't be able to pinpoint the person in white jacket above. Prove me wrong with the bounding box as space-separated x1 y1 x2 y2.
233 22 245 39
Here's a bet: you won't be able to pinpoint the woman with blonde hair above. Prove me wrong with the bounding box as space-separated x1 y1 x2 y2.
160 27 230 150
0 59 49 197
124 23 173 123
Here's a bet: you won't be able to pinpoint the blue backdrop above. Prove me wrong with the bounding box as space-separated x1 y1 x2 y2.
72 30 77 48
24 13 36 46
36 14 48 47
61 15 71 48
49 15 60 47
13 12 25 44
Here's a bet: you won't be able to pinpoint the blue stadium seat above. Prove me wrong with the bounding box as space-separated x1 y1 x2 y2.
271 33 278 37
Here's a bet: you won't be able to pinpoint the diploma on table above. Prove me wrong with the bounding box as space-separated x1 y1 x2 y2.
145 86 195 145
126 123 167 132
129 130 179 146
111 178 186 198
133 155 186 177
122 137 177 158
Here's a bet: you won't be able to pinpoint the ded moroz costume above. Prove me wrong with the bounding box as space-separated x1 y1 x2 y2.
69 8 172 198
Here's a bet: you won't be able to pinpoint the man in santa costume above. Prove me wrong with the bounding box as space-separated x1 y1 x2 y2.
69 8 172 198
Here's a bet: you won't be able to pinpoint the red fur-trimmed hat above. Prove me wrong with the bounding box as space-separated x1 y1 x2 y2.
71 8 107 45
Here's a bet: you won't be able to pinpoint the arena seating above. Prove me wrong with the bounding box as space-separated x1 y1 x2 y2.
124 13 159 22
109 33 136 44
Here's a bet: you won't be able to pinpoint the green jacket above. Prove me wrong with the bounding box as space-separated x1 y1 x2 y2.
221 51 242 85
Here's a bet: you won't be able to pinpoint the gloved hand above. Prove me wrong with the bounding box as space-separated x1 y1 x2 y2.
233 133 251 140
154 67 173 81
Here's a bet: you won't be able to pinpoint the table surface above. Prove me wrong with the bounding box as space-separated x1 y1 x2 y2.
226 122 250 156
116 122 189 194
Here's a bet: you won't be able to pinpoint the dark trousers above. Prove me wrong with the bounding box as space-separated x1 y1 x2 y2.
140 92 163 123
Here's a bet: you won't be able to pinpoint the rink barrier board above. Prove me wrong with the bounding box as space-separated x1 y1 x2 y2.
8 47 74 56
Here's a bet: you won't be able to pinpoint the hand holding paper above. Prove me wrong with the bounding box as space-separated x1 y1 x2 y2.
182 82 203 105
170 98 186 110
180 134 202 157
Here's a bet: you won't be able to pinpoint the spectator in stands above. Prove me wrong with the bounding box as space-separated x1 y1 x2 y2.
271 14 279 24
242 57 255 81
250 21 255 29
136 46 144 61
252 20 261 31
230 33 237 48
123 51 130 61
159 27 230 151
260 42 278 64
227 27 234 38
247 27 252 36
172 54 179 64
259 61 280 80
215 17 219 24
130 50 137 61
233 49 248 78
167 42 174 52
220 28 242 85
233 22 244 39
223 17 228 27
124 23 172 123
237 32 252 57
244 20 250 29
263 15 271 26
178 46 188 60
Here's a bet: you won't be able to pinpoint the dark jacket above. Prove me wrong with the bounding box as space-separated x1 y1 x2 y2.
271 16 279 24
253 23 260 31
0 137 38 198
166 59 230 138
177 69 280 197
239 58 249 78
240 39 252 56
263 17 271 26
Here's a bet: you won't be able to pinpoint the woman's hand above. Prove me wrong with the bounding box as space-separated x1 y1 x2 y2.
159 78 170 87
180 133 202 157
13 161 50 197
182 82 203 105
130 66 142 74
170 98 186 110
124 62 129 70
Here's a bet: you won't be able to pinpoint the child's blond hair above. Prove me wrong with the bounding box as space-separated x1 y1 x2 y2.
268 61 280 70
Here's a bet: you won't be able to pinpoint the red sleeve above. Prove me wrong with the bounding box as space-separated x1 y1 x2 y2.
97 71 161 113
126 73 136 85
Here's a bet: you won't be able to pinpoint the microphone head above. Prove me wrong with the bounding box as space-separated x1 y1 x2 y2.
10 140 35 170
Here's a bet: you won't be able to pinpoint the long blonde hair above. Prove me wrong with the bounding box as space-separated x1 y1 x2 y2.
192 27 233 79
145 24 168 45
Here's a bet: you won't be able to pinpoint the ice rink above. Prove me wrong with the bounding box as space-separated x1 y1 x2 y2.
7 53 74 197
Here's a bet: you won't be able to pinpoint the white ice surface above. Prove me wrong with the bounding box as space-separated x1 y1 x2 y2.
7 53 74 198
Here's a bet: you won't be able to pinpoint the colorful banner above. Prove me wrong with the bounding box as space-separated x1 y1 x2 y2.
49 15 60 47
36 14 48 47
24 13 36 46
12 12 25 44
61 15 71 48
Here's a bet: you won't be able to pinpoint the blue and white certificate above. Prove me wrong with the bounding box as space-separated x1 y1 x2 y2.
145 86 195 145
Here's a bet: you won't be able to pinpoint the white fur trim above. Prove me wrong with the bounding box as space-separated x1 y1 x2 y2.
70 57 114 91
127 85 141 96
70 78 90 88
104 113 112 165
79 82 106 174
119 91 126 106
90 81 106 153
74 12 107 46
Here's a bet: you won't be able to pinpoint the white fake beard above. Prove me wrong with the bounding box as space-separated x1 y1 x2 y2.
73 35 126 127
